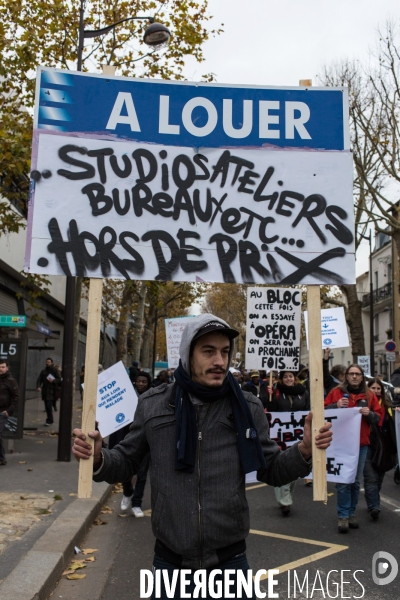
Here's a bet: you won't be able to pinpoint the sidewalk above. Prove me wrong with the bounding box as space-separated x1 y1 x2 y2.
0 392 111 600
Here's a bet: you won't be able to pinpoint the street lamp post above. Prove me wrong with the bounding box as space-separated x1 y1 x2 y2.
57 2 170 461
368 231 374 375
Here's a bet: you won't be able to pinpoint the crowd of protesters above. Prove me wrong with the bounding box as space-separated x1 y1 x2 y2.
1 337 399 537
110 351 399 533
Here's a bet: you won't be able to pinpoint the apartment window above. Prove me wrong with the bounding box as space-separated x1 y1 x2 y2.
374 271 378 290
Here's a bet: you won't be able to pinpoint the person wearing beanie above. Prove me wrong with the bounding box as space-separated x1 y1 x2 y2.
73 313 332 598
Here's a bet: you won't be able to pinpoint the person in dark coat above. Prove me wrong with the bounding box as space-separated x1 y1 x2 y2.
0 359 19 466
242 370 260 397
129 361 140 384
323 348 346 396
36 358 61 426
265 370 310 515
109 371 152 516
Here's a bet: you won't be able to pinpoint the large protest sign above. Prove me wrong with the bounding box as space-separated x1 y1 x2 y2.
25 68 354 285
246 408 361 484
245 286 301 370
304 306 350 349
95 361 138 438
165 316 195 369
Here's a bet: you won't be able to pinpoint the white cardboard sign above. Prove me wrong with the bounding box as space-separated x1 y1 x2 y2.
245 287 301 371
165 316 195 369
304 306 349 350
357 355 371 374
26 135 355 285
246 408 362 484
95 361 138 438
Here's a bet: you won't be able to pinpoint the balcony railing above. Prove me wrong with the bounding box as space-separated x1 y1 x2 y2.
362 282 392 308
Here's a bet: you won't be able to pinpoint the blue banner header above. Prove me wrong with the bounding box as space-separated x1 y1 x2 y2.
35 68 348 151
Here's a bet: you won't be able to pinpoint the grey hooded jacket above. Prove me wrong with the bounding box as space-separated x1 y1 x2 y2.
93 314 312 569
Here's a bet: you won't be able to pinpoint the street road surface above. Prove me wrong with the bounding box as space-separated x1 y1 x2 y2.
50 474 400 599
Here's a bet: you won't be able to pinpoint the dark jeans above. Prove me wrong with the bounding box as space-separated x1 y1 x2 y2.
151 554 255 599
43 399 53 424
0 412 7 461
122 454 150 504
363 446 385 512
133 454 150 507
336 445 368 518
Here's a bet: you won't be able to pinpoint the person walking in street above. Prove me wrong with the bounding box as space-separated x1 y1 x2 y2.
324 364 382 533
323 348 346 396
363 378 398 521
265 370 310 515
242 369 260 397
36 358 61 426
129 361 140 384
73 314 332 598
0 359 19 466
109 371 152 517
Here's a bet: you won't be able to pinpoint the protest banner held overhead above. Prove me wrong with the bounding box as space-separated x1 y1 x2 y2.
25 68 354 285
304 306 350 350
245 286 301 371
165 316 195 369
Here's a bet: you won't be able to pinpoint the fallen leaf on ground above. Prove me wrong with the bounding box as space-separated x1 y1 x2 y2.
327 492 334 497
67 574 86 580
118 513 128 518
100 506 113 514
19 461 27 464
36 441 44 444
69 493 77 497
20 496 27 500
62 570 75 576
69 562 86 570
81 548 98 555
27 468 33 471
85 557 96 562
93 517 106 525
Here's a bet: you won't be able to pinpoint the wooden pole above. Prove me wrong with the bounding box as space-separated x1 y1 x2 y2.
78 278 103 498
307 286 326 502
269 370 273 402
299 78 327 502
76 63 116 499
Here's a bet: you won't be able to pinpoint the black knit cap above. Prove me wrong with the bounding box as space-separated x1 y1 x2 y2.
192 320 239 342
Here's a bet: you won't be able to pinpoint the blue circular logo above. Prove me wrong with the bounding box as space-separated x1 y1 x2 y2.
115 413 125 423
323 338 332 345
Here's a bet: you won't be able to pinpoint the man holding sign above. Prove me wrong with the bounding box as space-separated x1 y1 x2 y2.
73 314 332 597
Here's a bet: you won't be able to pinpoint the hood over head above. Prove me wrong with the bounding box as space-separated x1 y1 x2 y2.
179 313 239 377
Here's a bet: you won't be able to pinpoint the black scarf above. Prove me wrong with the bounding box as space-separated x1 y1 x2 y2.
277 382 306 396
173 361 266 475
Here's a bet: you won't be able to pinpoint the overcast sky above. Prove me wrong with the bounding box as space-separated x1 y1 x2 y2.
182 0 398 277
185 0 397 87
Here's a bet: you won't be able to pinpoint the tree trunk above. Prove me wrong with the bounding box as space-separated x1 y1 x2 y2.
340 283 365 362
116 282 134 364
141 303 155 369
132 282 147 363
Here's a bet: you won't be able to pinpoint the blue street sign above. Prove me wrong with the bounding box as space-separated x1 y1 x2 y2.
35 68 348 151
37 323 52 336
